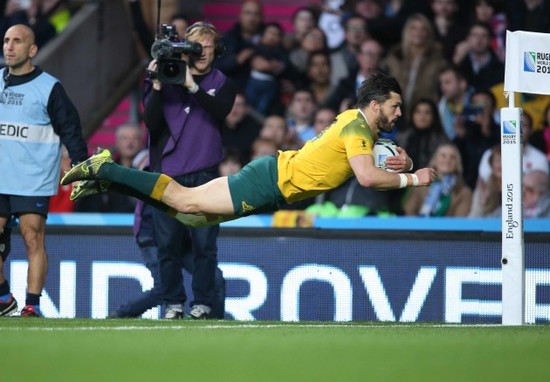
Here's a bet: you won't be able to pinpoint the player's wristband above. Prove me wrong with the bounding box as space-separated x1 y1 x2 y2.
407 159 414 172
398 174 407 188
411 174 419 186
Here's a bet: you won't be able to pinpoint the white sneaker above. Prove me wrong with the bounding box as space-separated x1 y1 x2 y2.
164 304 184 319
189 304 211 319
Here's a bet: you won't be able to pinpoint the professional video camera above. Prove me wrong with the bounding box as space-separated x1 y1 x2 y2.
150 24 202 85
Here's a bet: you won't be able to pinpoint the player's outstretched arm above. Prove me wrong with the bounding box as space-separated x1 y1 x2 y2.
349 154 436 190
413 167 437 186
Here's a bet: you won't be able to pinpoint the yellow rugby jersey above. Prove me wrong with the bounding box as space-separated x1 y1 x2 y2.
277 109 374 203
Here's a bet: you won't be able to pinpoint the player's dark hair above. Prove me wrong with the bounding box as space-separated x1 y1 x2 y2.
356 72 402 108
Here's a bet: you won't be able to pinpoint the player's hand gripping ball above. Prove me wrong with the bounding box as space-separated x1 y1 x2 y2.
373 139 398 172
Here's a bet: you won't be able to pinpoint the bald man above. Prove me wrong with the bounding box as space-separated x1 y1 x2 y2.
0 24 87 317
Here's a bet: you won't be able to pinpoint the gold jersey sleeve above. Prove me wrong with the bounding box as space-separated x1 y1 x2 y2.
277 109 374 203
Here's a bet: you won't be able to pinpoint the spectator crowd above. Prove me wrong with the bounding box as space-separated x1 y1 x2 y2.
4 0 550 220
205 0 550 218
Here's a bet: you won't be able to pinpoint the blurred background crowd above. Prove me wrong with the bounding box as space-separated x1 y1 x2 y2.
3 0 550 219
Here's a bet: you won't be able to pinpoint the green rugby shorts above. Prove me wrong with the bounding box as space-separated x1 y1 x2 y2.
227 155 285 216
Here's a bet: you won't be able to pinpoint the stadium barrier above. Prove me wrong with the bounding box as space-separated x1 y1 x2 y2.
6 214 550 323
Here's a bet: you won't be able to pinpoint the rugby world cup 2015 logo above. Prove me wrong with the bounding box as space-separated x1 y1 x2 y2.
503 120 516 135
524 52 536 72
502 120 517 144
523 50 550 74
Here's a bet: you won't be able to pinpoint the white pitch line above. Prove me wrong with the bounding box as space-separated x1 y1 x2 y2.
0 323 506 331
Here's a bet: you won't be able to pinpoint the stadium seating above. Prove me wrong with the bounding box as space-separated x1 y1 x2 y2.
202 1 314 32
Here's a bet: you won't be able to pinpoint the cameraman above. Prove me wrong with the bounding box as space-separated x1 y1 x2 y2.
143 22 237 319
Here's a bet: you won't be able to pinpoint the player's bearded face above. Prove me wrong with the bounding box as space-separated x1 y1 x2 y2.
377 108 394 132
376 92 402 133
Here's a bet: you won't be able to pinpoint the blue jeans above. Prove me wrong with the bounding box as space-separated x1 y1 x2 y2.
154 168 221 309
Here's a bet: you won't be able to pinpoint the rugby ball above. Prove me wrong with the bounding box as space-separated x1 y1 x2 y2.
373 139 398 172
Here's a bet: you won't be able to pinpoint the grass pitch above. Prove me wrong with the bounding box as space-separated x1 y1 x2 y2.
1 319 548 382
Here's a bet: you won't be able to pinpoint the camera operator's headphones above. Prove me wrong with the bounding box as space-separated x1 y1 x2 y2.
185 21 226 58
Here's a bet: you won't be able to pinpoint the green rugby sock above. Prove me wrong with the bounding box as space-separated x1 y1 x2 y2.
98 163 172 201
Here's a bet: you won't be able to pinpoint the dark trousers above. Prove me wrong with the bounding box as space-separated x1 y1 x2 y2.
154 169 221 309
114 243 226 318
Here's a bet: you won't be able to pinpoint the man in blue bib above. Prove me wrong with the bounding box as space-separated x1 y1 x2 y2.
0 24 87 317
